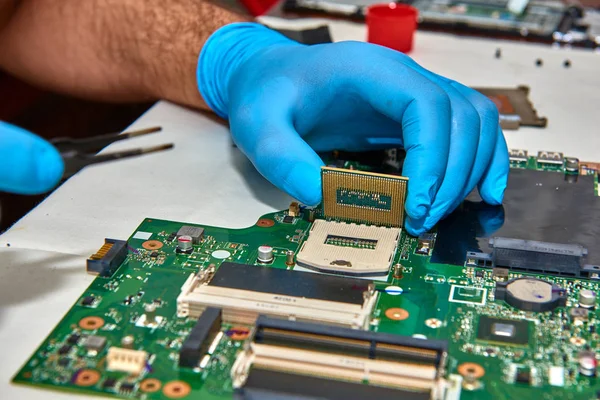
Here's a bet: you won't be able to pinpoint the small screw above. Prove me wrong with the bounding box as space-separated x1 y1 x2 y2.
564 59 571 68
495 48 502 59
535 58 543 67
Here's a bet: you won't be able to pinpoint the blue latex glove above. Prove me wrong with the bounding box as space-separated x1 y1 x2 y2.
198 23 509 235
0 121 64 194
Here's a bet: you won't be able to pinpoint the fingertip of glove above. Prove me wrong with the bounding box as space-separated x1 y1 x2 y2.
404 214 428 236
404 176 439 220
486 192 504 206
480 179 506 206
0 123 64 194
406 204 428 220
284 163 322 206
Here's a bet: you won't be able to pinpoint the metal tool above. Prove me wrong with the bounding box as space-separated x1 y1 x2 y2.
51 126 172 179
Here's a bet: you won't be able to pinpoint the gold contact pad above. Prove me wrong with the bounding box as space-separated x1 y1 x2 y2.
89 243 113 260
321 167 408 227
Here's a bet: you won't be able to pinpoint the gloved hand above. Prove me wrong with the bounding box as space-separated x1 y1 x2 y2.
198 23 509 235
0 121 64 194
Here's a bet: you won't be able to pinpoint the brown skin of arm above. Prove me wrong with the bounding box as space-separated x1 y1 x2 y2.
0 0 248 110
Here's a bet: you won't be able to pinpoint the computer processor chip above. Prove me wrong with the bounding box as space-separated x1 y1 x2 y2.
321 167 408 227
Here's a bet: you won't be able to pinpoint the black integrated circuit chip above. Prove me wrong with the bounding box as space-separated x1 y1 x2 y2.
120 382 135 392
81 296 95 306
477 316 530 345
103 378 117 389
57 345 72 355
282 215 294 223
67 334 81 345
516 369 531 384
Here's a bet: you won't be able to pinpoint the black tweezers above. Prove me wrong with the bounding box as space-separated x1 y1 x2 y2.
51 126 173 179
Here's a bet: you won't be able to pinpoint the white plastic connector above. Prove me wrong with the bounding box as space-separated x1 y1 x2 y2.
106 347 148 375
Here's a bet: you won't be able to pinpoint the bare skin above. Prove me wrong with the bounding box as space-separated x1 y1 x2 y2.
0 0 248 109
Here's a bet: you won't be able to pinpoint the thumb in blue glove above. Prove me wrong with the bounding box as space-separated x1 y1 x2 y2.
0 121 64 194
198 23 509 235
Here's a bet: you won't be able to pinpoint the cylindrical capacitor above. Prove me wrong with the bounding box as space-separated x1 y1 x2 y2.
579 289 596 308
393 264 403 279
578 351 597 377
177 235 193 253
121 335 135 349
308 209 316 223
144 303 157 325
285 250 294 266
257 246 274 263
565 157 579 173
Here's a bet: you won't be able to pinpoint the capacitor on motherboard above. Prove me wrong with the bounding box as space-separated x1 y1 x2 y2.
579 289 596 308
177 235 193 254
565 157 579 173
285 250 294 266
578 351 597 377
393 264 403 279
144 303 158 325
308 209 316 222
257 246 274 263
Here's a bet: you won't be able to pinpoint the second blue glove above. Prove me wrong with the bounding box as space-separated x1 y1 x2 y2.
0 121 64 195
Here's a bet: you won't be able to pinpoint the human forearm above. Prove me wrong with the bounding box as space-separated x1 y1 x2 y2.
0 0 248 108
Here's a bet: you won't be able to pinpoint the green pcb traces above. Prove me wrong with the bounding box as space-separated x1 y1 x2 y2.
12 152 600 399
12 215 307 400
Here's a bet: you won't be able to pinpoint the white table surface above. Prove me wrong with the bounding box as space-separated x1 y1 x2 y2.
1 18 599 399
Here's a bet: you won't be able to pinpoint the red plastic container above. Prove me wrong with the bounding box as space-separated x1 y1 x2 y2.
367 3 418 53
239 0 279 16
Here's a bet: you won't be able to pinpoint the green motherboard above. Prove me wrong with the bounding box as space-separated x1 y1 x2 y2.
12 150 600 400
